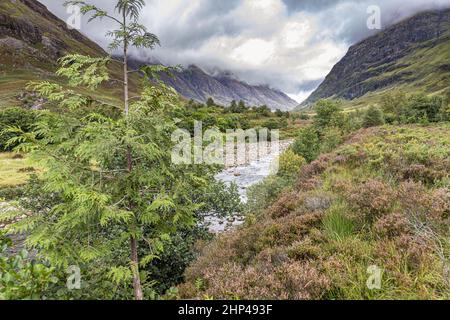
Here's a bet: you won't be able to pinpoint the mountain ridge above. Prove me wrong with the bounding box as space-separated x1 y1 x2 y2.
127 59 298 110
300 8 450 108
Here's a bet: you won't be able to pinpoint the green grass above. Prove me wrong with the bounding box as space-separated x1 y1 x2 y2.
322 201 355 241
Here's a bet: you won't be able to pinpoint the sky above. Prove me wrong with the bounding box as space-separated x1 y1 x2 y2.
39 0 450 103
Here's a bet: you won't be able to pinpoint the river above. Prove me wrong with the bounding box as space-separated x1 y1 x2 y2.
204 140 292 233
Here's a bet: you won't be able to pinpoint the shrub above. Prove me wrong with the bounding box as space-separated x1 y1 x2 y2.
262 118 287 130
299 113 310 120
0 107 36 151
292 127 321 163
381 92 447 124
373 212 410 239
343 179 395 223
0 233 58 300
320 127 344 153
313 100 344 129
246 176 289 214
278 149 305 178
363 105 385 128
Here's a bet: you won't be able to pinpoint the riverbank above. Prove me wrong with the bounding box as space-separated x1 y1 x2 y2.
205 139 293 233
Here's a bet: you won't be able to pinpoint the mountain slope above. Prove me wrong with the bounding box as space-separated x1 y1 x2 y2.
179 124 450 300
301 9 450 108
0 0 137 108
128 61 298 110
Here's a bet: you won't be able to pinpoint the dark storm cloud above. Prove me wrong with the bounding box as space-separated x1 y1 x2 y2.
286 0 450 43
149 0 243 49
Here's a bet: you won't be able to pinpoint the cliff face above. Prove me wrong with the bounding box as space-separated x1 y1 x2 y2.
153 64 298 110
302 9 450 107
0 0 105 70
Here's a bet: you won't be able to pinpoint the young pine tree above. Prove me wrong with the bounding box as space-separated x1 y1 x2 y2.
2 0 218 300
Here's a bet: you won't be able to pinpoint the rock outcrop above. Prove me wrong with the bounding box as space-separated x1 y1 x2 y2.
301 9 450 107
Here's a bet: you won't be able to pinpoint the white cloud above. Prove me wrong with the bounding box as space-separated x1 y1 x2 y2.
230 38 276 66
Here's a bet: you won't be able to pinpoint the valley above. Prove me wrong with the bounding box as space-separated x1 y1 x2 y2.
0 0 449 302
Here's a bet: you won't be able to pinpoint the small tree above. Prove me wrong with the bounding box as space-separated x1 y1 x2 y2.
238 100 246 112
229 100 238 112
363 105 385 128
1 0 223 300
292 126 321 163
313 99 343 130
206 97 215 107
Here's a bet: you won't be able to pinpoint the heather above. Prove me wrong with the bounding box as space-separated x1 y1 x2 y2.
179 123 450 300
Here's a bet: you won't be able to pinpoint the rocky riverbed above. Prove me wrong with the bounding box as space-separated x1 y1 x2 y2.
204 140 293 233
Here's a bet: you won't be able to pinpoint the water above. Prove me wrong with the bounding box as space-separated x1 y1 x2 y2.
204 141 292 233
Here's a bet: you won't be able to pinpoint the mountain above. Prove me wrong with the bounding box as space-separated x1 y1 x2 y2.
0 0 137 108
300 9 450 108
0 0 106 66
0 0 297 111
128 60 298 110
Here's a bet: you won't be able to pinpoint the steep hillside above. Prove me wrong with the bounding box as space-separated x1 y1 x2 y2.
128 61 298 110
0 0 142 108
301 9 450 108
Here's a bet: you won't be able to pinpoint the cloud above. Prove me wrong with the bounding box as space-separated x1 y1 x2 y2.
38 0 450 102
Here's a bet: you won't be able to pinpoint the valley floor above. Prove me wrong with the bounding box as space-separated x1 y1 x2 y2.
179 124 450 300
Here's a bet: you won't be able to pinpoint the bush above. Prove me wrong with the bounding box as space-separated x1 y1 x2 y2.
381 92 448 124
262 118 287 130
278 149 305 178
246 176 290 215
320 127 344 154
0 233 58 300
0 107 36 151
313 100 344 129
292 127 321 163
299 113 310 120
363 105 385 128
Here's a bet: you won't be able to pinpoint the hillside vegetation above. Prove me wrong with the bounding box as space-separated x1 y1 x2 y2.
179 99 450 300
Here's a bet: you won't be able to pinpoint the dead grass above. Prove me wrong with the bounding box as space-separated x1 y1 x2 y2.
0 152 35 187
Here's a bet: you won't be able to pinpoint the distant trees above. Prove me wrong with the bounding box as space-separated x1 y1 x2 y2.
255 105 271 117
238 100 246 111
381 92 448 124
229 100 247 113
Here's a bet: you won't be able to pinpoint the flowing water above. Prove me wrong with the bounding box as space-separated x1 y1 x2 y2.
205 140 292 233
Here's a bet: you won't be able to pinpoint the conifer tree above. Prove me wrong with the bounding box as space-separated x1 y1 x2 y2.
1 0 224 300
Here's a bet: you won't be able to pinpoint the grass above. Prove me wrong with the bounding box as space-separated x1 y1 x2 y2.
0 152 34 187
322 201 355 241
